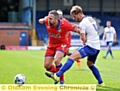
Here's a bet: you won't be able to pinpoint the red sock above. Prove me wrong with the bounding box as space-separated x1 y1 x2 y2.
47 65 57 73
56 65 64 82
77 59 81 63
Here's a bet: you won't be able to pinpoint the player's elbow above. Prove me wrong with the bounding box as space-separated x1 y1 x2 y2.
38 19 44 24
81 37 86 42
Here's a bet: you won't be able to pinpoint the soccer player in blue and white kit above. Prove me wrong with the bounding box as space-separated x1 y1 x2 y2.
45 5 104 86
102 21 117 59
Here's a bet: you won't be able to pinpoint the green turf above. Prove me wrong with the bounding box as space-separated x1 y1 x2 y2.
0 50 120 91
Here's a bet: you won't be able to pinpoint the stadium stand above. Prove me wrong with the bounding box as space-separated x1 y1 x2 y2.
36 11 120 46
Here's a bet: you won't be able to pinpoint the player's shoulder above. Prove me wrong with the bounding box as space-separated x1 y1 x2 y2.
81 17 90 24
110 26 115 30
61 17 68 21
60 18 70 25
104 27 108 30
62 18 69 23
79 18 88 27
104 27 107 29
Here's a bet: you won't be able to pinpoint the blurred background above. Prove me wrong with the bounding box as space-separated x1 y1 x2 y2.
0 0 120 49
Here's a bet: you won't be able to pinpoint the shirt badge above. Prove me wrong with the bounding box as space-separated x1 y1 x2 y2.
58 28 61 32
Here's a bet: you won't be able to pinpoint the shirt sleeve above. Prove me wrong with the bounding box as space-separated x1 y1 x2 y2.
104 28 107 34
112 27 116 33
79 20 86 33
65 20 75 31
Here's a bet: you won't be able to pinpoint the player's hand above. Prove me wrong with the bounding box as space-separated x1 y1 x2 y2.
74 26 81 34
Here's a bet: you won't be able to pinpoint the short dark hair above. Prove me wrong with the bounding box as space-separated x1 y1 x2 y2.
49 10 59 19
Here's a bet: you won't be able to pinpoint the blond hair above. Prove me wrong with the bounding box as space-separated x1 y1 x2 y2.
70 5 83 15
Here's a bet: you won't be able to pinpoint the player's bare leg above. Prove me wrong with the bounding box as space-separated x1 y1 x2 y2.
45 50 81 82
67 49 81 69
44 57 59 84
45 51 65 84
44 57 56 72
54 51 65 84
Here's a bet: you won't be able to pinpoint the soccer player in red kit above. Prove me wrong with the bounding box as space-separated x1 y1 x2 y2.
57 9 81 69
39 10 80 84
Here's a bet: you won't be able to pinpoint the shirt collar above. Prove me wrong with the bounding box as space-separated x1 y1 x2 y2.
56 20 61 29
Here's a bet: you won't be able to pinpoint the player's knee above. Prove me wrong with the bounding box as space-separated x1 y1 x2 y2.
69 50 82 61
108 47 111 50
108 46 111 50
54 58 61 65
87 61 93 67
68 56 76 60
68 54 81 61
44 63 51 70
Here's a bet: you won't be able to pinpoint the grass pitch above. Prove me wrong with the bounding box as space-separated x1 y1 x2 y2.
0 50 120 91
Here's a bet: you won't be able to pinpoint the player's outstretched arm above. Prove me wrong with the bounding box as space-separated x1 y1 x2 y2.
38 16 47 24
74 26 81 34
71 24 80 34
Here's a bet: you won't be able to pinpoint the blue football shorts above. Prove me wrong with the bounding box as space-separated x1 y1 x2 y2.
77 45 100 63
106 41 113 46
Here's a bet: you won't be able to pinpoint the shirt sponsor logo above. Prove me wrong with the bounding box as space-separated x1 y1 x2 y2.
49 33 61 38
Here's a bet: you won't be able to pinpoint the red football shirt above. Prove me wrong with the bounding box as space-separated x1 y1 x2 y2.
45 18 74 46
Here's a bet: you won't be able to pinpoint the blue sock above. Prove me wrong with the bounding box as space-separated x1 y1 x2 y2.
89 65 103 84
109 50 114 58
68 52 72 56
105 50 110 57
56 58 74 77
56 63 62 68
